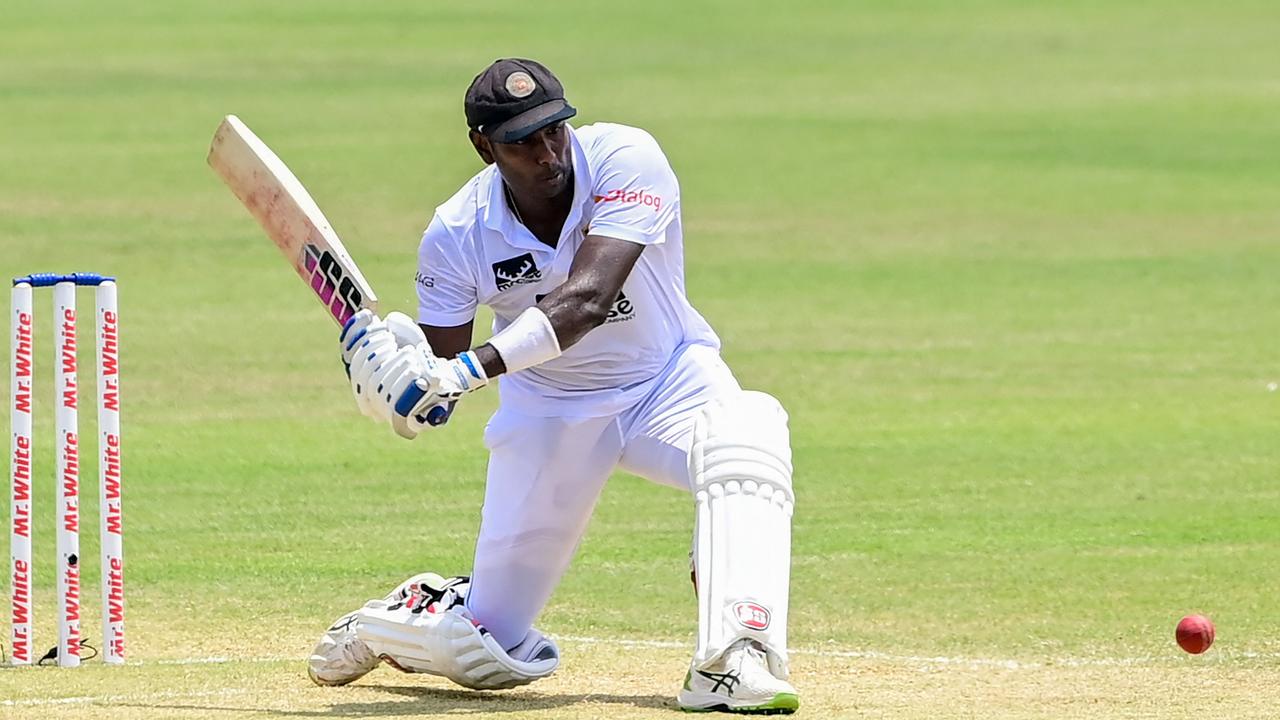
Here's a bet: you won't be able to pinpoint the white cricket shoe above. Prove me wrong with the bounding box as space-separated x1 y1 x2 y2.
384 572 470 611
309 573 470 686
307 610 380 687
678 639 799 714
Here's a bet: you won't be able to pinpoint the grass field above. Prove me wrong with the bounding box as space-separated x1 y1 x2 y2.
3 0 1279 717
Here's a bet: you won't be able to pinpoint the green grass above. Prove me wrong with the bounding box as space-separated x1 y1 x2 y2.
2 0 1279 716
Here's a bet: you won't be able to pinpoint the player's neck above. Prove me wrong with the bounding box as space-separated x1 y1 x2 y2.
506 179 574 248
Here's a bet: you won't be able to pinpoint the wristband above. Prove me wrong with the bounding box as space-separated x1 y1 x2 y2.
486 307 562 374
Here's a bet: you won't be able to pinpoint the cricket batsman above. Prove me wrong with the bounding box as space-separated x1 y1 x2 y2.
308 58 798 714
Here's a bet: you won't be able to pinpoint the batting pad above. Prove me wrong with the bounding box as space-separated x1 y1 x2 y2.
691 390 794 678
356 604 558 690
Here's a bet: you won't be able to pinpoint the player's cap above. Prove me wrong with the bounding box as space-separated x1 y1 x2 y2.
464 59 577 143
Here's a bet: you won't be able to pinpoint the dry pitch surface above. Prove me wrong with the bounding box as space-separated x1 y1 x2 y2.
4 638 1276 719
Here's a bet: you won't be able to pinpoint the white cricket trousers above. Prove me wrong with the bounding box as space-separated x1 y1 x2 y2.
465 343 740 649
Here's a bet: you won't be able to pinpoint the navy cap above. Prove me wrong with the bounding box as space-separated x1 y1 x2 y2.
464 59 577 143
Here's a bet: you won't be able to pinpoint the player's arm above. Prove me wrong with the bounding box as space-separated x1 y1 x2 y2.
461 235 643 378
421 321 475 361
355 235 641 437
360 129 674 437
537 235 644 349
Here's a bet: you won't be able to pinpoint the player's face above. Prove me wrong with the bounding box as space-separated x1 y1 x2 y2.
476 122 573 201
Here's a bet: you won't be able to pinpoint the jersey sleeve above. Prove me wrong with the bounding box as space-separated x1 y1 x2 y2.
587 129 680 246
416 215 478 327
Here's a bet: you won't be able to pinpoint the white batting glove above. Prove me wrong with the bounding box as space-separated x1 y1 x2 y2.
389 351 489 439
340 310 425 367
340 310 433 422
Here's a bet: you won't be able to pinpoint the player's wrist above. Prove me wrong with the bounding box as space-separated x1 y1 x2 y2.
472 344 507 378
449 350 489 392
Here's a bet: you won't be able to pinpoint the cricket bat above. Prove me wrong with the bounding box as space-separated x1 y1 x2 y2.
206 115 378 326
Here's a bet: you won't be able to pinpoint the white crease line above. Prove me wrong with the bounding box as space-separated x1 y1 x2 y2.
559 635 1280 669
564 634 1033 668
561 635 687 650
10 637 1279 709
12 634 1279 682
0 655 296 669
1 688 247 708
146 655 293 666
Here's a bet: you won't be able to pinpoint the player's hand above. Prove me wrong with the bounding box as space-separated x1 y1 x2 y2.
340 310 425 369
349 341 475 438
341 310 430 421
389 352 489 439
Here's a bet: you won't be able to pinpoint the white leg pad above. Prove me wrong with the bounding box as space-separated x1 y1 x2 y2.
355 604 559 690
691 391 794 679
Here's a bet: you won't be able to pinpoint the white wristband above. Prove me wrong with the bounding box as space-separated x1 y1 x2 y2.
486 307 562 374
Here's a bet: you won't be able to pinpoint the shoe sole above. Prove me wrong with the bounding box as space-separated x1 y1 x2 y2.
307 632 380 687
678 692 800 714
307 665 360 687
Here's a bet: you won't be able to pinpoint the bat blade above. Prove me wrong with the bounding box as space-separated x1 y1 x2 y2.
207 114 378 326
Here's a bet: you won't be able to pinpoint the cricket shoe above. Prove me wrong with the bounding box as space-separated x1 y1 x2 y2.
384 572 470 612
678 639 799 714
307 610 380 686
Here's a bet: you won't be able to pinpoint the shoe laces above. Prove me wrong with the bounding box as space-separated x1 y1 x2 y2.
389 576 470 614
732 639 767 667
727 639 780 687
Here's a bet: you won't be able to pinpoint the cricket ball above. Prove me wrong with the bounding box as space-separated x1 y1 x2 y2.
1175 614 1215 654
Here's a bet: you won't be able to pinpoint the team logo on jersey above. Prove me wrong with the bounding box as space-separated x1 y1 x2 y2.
492 253 542 291
535 291 635 323
604 291 635 323
594 188 663 213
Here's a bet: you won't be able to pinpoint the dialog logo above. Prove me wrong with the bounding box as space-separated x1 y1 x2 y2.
594 188 663 213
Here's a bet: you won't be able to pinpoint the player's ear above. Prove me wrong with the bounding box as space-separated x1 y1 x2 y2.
469 130 494 165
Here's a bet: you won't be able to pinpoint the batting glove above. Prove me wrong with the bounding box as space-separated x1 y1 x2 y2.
389 351 489 439
341 310 433 422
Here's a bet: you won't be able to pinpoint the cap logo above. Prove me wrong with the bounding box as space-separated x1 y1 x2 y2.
505 71 536 98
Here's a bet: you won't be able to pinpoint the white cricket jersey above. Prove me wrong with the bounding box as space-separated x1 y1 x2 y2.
416 122 719 417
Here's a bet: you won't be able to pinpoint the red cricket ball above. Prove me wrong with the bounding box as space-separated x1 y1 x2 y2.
1176 614 1215 654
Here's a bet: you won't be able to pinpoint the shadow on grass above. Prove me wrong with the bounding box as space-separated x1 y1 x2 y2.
129 685 676 716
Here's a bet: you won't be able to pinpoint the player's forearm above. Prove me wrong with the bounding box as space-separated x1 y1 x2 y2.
469 236 641 379
472 281 615 379
539 282 614 348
